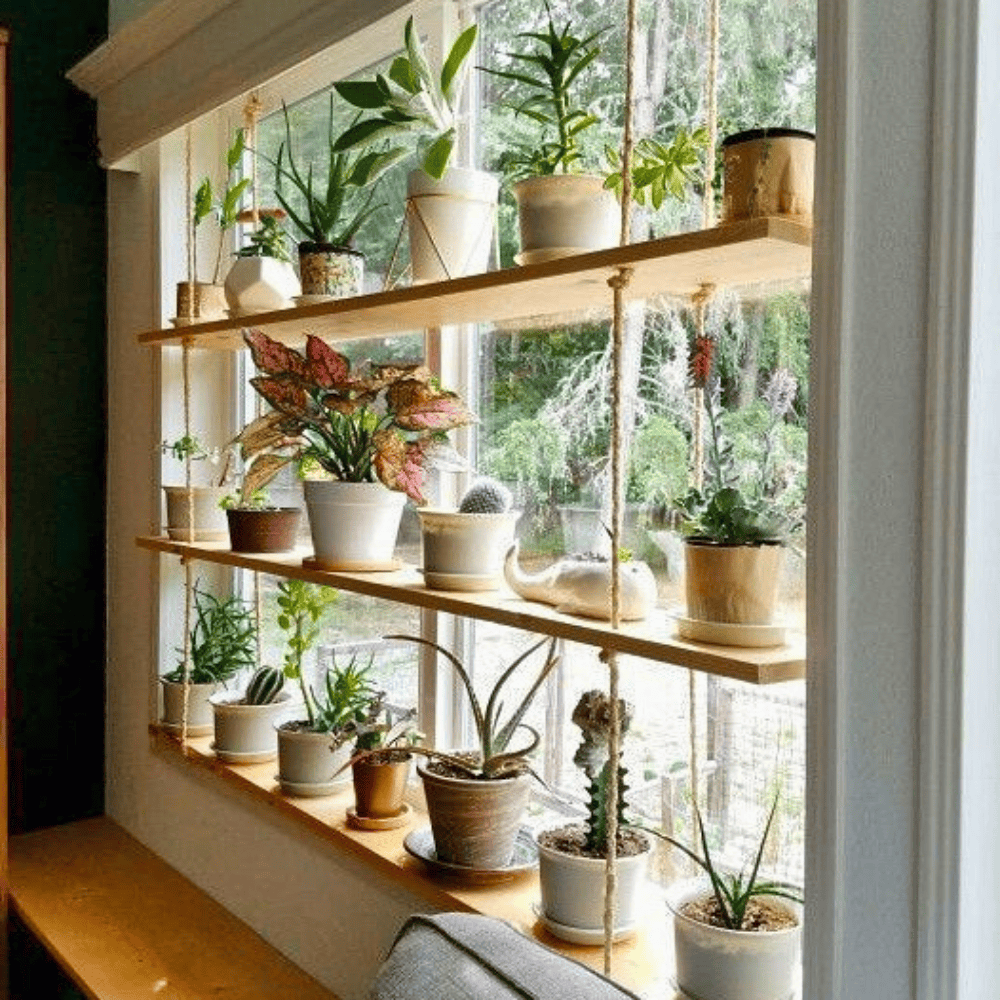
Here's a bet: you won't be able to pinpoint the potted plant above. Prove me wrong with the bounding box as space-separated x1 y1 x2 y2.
536 690 651 942
386 633 559 869
418 477 520 591
334 17 499 284
176 130 251 323
268 96 398 299
222 412 303 554
271 580 376 795
160 585 257 734
242 328 475 569
223 212 301 314
652 799 803 1000
210 665 291 763
160 434 228 541
342 697 422 828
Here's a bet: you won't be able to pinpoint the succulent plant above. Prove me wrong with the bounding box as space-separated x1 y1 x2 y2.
165 586 256 686
458 477 513 514
244 666 285 705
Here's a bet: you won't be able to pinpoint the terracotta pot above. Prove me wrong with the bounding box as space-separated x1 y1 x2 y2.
352 755 412 818
163 486 229 542
226 507 301 553
668 879 802 1000
721 128 815 224
418 761 531 869
684 540 784 625
303 480 405 568
417 509 520 590
297 243 364 298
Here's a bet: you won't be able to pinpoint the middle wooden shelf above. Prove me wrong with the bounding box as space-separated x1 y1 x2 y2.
137 535 805 685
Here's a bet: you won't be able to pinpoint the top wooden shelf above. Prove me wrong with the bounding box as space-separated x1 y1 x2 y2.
139 217 812 350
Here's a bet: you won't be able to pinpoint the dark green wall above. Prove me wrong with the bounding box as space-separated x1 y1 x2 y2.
3 0 108 833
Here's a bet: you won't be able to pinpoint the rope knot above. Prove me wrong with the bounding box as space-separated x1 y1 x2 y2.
606 265 635 292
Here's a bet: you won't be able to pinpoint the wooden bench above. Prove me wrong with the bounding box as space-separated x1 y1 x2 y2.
7 815 340 1000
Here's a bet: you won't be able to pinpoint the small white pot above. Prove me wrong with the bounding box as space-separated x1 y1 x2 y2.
668 880 802 1000
512 174 619 265
276 724 352 787
407 167 499 283
224 256 300 314
210 691 291 759
160 678 217 731
537 830 650 937
162 486 229 542
418 509 520 590
303 480 406 568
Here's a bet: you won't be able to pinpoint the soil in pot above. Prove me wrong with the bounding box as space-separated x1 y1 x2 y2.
680 894 798 933
538 824 649 859
226 507 301 553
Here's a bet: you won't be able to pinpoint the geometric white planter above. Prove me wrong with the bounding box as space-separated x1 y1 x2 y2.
537 831 650 941
276 724 353 788
667 879 801 1000
224 256 300 314
303 480 406 569
209 690 292 762
160 677 217 734
417 508 520 590
163 485 229 542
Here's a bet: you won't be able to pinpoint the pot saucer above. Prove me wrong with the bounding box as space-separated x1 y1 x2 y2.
672 613 787 648
531 902 638 945
346 803 412 831
292 294 338 306
210 743 276 765
275 774 349 798
419 568 500 592
302 555 402 573
160 720 213 738
514 247 590 266
403 826 538 884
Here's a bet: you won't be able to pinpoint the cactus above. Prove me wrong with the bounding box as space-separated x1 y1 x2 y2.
584 759 630 854
458 477 512 514
245 666 285 705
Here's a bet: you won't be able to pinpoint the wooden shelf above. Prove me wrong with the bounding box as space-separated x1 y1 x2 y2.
138 218 812 349
137 535 806 685
149 727 677 998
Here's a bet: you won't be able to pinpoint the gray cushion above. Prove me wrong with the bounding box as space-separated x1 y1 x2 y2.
369 912 642 1000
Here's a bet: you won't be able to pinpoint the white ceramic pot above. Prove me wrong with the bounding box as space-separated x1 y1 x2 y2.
160 677 217 732
224 256 300 314
418 509 520 590
276 724 352 787
512 174 619 265
163 486 229 542
668 880 802 1000
537 830 650 938
303 480 406 568
721 128 815 225
684 540 784 625
406 167 499 283
210 690 291 760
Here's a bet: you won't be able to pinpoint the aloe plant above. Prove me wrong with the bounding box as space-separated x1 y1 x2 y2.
165 586 256 685
309 652 377 738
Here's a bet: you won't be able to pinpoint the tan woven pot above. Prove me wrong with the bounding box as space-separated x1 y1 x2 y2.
684 540 784 625
721 128 815 224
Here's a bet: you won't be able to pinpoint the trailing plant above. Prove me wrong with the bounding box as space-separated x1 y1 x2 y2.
194 129 252 284
161 434 219 465
268 96 400 247
483 2 605 178
640 797 803 931
219 487 272 511
165 586 257 685
382 633 559 779
274 579 338 729
333 16 479 180
235 215 292 262
244 666 285 705
241 328 475 504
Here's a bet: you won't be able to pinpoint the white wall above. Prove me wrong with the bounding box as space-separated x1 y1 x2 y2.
108 0 156 33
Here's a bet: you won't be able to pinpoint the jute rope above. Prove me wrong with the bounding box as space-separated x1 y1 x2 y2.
601 0 640 972
180 338 194 748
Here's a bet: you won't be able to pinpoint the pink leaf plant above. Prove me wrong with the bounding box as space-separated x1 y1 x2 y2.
239 329 475 504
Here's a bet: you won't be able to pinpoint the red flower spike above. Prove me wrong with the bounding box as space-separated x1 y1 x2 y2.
243 329 308 378
690 335 716 389
305 336 351 389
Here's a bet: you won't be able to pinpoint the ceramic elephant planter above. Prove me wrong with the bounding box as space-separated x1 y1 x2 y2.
503 543 657 621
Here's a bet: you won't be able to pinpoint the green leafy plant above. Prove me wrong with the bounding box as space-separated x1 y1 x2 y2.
483 3 605 178
382 633 559 779
235 215 292 262
642 797 802 930
194 129 252 284
333 16 479 180
308 651 377 738
241 328 475 504
269 97 400 247
604 129 707 208
164 586 256 685
274 579 339 729
161 434 218 464
338 694 423 770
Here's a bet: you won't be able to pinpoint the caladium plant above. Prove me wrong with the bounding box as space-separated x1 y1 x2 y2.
238 328 474 504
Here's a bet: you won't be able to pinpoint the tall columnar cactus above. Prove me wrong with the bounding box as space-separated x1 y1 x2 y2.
458 477 513 514
584 759 631 855
245 666 285 705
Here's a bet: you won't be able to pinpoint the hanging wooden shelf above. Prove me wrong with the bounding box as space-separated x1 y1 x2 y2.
136 535 805 685
138 218 812 350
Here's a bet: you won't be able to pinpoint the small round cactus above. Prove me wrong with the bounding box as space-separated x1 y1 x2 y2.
458 478 512 514
244 666 284 705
